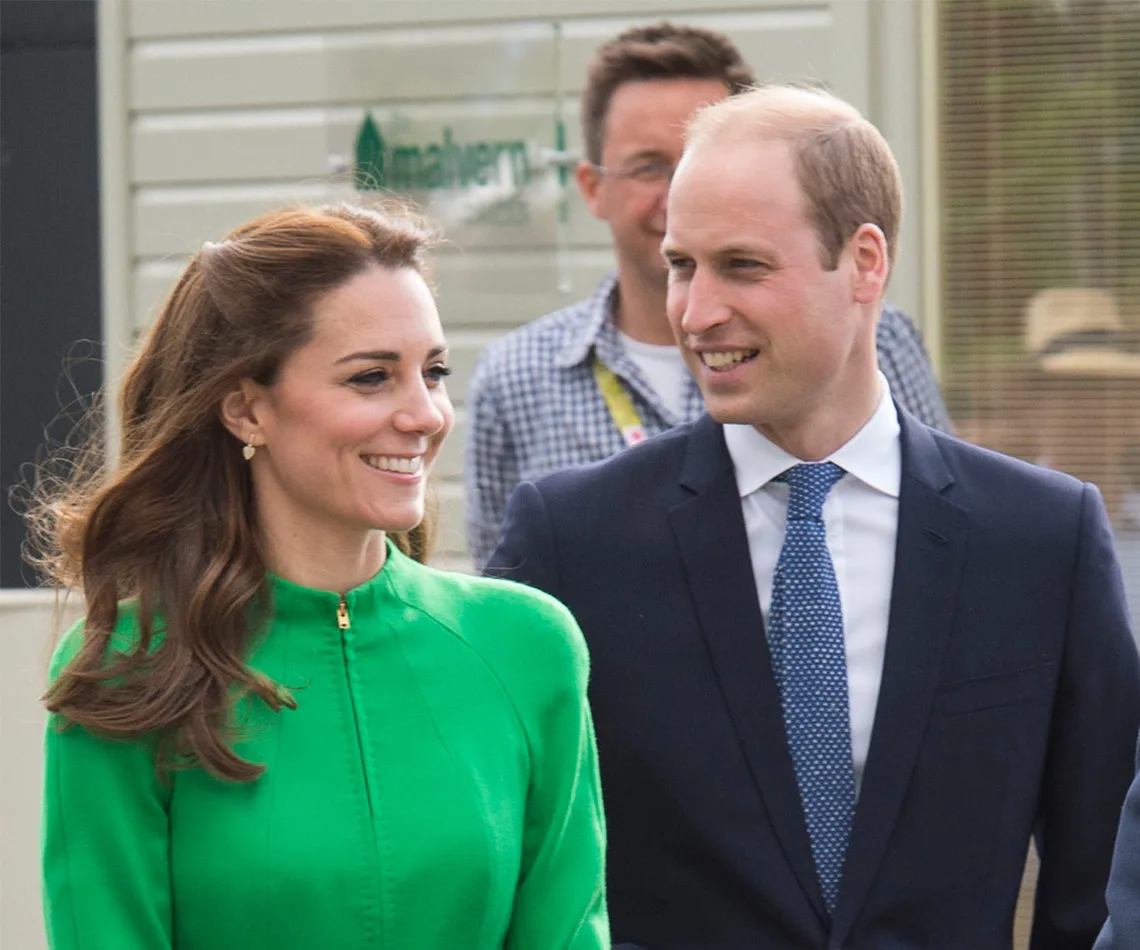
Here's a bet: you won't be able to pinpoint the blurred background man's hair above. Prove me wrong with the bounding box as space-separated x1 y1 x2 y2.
580 23 755 166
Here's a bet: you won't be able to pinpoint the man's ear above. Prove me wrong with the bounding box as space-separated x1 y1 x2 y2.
219 379 267 445
576 161 606 221
849 223 890 305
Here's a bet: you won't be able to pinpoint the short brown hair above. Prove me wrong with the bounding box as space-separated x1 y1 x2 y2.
28 201 439 783
581 22 755 165
687 84 903 270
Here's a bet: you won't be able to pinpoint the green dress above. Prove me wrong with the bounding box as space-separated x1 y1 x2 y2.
42 544 609 949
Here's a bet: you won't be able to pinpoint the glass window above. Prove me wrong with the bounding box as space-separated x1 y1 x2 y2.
940 0 1140 633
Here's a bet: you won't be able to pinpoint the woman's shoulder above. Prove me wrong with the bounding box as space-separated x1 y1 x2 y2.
393 552 574 625
390 555 588 689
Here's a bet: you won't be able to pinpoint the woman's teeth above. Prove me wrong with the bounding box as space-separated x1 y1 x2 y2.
364 455 423 474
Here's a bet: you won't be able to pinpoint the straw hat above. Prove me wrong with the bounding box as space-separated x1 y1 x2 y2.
1025 287 1140 376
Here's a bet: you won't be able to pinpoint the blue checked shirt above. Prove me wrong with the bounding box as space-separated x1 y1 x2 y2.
464 272 951 566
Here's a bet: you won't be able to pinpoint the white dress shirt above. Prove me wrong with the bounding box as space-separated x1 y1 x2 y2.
723 376 901 792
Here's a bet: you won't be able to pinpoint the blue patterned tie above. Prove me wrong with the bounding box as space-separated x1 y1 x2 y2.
768 462 855 914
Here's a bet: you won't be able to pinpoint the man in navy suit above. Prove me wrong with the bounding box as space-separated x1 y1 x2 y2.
487 84 1140 949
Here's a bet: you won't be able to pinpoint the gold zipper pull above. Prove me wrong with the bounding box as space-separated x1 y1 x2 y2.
337 595 351 630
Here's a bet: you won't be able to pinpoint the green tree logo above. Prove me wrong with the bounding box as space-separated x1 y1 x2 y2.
354 112 386 191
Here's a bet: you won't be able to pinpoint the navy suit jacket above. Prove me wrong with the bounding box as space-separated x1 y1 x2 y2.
487 410 1140 950
1096 740 1140 949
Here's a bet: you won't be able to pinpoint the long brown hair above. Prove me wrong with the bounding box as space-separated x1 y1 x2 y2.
26 201 439 782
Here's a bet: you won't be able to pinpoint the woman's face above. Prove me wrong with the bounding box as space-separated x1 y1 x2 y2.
246 265 454 542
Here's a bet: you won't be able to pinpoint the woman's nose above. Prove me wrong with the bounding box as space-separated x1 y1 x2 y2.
393 380 449 436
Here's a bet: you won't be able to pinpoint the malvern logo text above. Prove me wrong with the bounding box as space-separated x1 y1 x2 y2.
355 113 531 193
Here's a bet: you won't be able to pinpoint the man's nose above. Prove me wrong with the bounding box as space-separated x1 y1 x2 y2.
678 267 730 335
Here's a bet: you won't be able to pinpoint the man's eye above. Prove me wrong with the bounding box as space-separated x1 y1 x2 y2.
728 259 768 273
629 162 673 183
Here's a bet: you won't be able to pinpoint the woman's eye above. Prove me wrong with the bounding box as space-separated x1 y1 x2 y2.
348 368 390 387
425 364 453 386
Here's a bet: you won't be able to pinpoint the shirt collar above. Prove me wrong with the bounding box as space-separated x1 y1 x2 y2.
724 373 902 499
555 271 621 369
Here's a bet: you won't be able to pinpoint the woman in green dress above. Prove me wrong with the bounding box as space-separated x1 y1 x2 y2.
30 202 609 949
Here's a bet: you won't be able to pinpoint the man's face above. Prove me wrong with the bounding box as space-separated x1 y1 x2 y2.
662 137 877 440
578 78 731 291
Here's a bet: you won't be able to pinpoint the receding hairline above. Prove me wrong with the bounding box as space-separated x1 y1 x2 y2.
679 83 903 270
685 84 870 150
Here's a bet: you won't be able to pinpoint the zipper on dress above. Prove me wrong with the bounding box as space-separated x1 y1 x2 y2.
335 596 380 944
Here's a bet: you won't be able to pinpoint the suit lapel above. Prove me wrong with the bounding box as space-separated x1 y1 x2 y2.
667 416 829 926
832 412 969 938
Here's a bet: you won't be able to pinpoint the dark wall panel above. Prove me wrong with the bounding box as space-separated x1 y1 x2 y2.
0 1 101 586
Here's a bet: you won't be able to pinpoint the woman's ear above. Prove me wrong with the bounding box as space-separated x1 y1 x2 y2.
219 379 266 444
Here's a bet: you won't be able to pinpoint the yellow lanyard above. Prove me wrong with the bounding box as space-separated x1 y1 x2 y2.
593 357 647 447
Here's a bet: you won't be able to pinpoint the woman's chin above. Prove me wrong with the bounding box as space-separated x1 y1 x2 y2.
368 508 424 535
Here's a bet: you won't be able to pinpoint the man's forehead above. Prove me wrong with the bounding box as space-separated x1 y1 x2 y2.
678 134 792 173
665 198 806 256
672 139 799 202
663 211 771 249
603 79 733 148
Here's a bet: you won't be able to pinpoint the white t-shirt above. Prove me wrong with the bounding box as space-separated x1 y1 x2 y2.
617 331 690 420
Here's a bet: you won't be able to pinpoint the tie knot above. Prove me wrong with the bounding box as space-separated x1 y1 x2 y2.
775 462 845 520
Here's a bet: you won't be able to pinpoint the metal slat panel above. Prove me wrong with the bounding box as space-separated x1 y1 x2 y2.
430 249 615 328
559 9 833 92
130 7 833 114
132 111 336 184
131 24 558 112
127 0 817 40
132 97 577 184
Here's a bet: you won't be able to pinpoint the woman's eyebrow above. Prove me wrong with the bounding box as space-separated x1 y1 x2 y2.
336 350 400 364
336 344 448 364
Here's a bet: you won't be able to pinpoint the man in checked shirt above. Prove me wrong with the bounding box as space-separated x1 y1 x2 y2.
464 22 951 567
